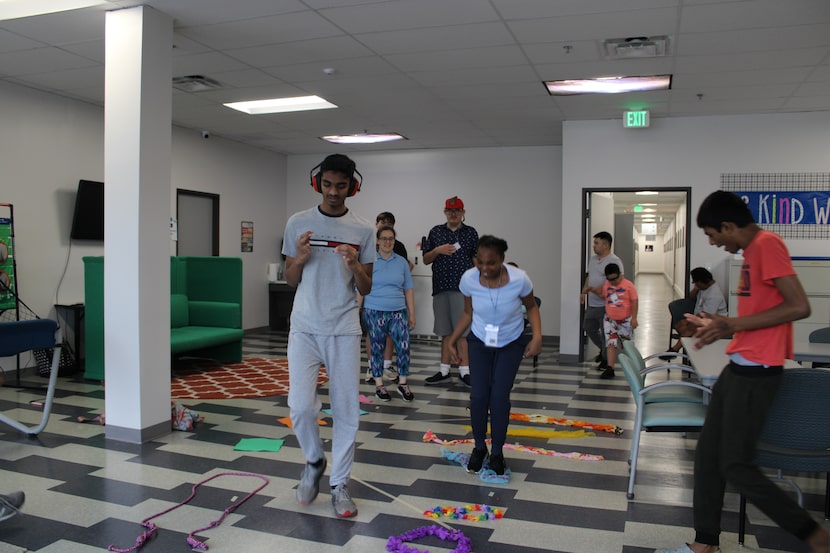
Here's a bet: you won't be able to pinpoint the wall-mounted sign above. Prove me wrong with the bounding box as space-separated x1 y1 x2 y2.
623 110 650 128
640 223 657 234
736 191 830 225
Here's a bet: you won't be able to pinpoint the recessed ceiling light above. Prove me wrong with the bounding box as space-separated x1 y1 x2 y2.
224 95 337 115
322 133 406 144
638 203 657 206
544 74 671 96
0 0 107 20
635 191 660 196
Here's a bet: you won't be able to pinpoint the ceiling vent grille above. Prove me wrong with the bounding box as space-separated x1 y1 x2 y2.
601 36 670 59
172 75 222 92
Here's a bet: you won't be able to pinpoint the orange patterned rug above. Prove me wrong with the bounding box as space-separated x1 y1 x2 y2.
171 357 328 400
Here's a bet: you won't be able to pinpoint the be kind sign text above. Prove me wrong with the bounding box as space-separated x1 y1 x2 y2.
737 191 830 225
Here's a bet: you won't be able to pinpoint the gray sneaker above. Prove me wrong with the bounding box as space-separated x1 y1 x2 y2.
331 484 357 518
296 458 327 505
0 491 25 522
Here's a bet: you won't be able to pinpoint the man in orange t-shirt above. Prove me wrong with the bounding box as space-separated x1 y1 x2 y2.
656 191 829 553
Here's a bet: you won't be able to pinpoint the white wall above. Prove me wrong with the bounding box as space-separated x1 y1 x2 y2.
560 111 830 358
637 233 663 274
0 80 286 329
286 147 563 337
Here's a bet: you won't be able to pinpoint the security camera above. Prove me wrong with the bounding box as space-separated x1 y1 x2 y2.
201 130 210 139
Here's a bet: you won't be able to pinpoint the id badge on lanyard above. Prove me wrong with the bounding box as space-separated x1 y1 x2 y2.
484 324 500 347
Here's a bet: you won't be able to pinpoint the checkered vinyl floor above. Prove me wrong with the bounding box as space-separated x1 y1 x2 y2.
0 276 825 552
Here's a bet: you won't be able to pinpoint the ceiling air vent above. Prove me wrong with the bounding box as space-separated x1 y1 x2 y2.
601 36 670 59
172 75 222 92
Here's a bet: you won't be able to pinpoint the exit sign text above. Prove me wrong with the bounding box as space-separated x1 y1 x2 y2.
623 110 650 128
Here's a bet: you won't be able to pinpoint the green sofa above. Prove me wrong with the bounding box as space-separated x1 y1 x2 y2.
83 256 244 381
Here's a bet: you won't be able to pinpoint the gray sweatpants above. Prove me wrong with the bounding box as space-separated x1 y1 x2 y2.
287 332 361 487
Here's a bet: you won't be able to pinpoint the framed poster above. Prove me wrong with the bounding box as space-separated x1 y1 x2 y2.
241 221 253 252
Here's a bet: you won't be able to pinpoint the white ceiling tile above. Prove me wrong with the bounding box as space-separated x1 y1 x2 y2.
671 67 813 88
0 0 828 153
384 45 528 72
782 96 830 110
319 0 499 34
507 7 679 43
228 36 373 67
492 0 679 20
176 11 343 50
356 22 515 55
12 65 103 90
0 29 45 53
147 0 308 26
263 56 400 83
0 47 98 77
676 24 830 56
676 47 830 73
680 0 830 33
0 6 105 45
173 51 250 77
409 65 538 87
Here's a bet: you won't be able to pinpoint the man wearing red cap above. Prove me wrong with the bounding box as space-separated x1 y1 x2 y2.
422 196 478 386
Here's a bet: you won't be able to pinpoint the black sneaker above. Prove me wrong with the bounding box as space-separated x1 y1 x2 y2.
600 367 615 379
375 386 391 401
594 353 604 363
489 453 507 475
596 360 609 370
425 371 451 385
467 447 488 473
397 384 414 402
459 373 471 387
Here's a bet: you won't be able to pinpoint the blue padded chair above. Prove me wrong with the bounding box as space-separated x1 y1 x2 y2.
668 298 696 351
619 345 704 404
737 367 830 544
619 352 711 500
809 327 830 368
0 319 62 435
623 340 697 380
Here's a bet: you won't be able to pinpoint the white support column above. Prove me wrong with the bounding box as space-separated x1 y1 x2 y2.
103 6 172 442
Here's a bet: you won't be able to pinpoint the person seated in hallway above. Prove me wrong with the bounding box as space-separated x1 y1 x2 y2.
600 263 638 379
670 267 727 352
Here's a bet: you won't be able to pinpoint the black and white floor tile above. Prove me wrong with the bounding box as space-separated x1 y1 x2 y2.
0 275 825 552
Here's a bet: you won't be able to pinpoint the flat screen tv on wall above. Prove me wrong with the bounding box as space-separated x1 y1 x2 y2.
70 180 104 241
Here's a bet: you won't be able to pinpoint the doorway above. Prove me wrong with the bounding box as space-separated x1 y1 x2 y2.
176 189 219 256
578 188 692 362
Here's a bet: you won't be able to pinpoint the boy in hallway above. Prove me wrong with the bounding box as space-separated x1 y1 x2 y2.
656 190 830 553
599 263 637 379
282 154 375 519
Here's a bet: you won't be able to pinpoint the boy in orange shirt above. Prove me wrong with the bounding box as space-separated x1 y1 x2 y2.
656 191 829 553
599 263 638 379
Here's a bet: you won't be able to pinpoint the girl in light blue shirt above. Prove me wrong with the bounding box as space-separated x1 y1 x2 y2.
361 226 416 402
447 235 542 475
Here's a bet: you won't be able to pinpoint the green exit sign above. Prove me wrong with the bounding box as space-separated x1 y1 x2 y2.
623 110 650 128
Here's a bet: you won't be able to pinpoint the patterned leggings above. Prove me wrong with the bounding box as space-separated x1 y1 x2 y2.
362 308 410 377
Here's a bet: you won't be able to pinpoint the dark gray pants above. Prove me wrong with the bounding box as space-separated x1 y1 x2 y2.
583 305 606 360
693 363 817 546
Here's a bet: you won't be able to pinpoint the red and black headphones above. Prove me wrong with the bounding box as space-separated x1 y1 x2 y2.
309 155 363 197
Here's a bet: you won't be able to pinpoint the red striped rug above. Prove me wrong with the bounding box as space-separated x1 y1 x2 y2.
171 357 328 400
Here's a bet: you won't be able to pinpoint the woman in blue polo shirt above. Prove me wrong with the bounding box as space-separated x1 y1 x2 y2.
447 235 542 475
362 226 416 402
